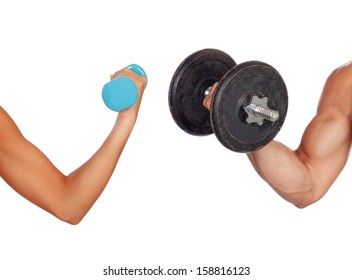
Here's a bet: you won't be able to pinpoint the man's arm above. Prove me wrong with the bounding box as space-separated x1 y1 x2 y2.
0 69 147 224
248 65 352 208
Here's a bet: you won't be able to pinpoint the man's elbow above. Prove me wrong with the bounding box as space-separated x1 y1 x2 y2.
293 201 314 209
276 185 320 209
290 192 321 209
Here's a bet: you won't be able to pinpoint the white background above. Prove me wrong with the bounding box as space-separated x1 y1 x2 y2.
0 0 351 279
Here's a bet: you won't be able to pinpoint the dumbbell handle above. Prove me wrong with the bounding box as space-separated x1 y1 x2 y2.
204 86 279 125
244 103 279 122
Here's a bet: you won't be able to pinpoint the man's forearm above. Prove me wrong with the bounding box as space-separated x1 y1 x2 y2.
247 141 315 207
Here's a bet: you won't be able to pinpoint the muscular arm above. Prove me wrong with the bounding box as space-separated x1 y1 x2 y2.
248 64 352 208
0 69 147 224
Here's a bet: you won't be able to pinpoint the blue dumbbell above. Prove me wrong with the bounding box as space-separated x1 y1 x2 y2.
102 64 147 112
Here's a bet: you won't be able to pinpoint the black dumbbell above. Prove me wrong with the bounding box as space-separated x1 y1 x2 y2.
168 48 288 152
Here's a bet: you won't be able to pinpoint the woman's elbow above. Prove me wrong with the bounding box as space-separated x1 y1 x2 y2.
52 207 85 225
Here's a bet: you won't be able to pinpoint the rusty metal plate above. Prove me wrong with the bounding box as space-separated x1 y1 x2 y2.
211 61 288 152
169 49 236 135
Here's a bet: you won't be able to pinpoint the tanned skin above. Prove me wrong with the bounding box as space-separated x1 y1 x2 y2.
203 62 352 208
0 68 147 224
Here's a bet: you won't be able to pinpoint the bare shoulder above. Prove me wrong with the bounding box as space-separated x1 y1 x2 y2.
318 62 352 119
0 107 13 128
0 107 22 141
328 61 352 89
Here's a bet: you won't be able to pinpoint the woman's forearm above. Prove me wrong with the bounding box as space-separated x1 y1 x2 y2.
0 68 147 224
62 117 135 224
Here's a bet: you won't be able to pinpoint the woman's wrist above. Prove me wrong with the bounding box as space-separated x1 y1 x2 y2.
115 113 137 130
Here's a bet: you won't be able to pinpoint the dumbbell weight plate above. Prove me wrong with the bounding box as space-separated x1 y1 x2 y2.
211 61 288 152
169 49 236 135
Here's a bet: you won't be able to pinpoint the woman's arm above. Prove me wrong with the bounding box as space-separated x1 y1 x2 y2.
0 68 147 224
